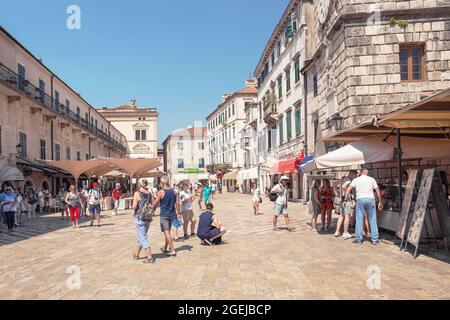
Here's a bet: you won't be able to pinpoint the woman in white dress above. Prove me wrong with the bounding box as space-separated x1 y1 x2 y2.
251 184 261 215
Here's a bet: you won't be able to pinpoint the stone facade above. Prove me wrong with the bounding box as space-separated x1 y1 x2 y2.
206 80 257 172
0 27 127 193
304 0 450 157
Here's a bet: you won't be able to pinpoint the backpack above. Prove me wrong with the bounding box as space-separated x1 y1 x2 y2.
269 185 281 202
138 192 154 222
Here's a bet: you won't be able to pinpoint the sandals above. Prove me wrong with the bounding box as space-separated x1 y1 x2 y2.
160 247 169 253
143 257 156 264
273 227 279 231
132 254 139 260
165 251 177 257
288 227 296 232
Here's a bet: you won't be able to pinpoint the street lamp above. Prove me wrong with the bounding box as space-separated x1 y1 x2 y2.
15 143 23 156
330 113 343 131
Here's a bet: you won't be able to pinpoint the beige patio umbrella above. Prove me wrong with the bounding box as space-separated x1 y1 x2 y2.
43 159 112 186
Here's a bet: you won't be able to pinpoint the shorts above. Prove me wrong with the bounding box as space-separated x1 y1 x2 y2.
274 203 288 216
199 227 220 240
89 204 101 215
160 215 175 232
340 203 354 216
114 200 120 208
204 197 211 203
182 209 194 222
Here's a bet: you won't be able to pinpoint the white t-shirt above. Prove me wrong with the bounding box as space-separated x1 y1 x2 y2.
271 184 287 205
179 191 193 211
350 175 378 200
88 188 101 205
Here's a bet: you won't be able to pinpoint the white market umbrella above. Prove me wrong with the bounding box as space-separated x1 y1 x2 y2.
301 139 395 172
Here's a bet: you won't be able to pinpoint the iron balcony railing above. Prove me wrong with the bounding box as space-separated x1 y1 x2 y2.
0 62 127 153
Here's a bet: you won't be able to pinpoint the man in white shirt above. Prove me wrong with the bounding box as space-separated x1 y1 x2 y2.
344 168 383 245
270 176 295 232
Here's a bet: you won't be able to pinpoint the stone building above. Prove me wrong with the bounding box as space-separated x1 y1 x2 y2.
98 100 158 159
0 27 127 193
205 79 258 176
302 0 450 159
162 124 208 184
253 0 308 200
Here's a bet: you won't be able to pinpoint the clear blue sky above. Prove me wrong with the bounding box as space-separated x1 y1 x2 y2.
0 0 289 145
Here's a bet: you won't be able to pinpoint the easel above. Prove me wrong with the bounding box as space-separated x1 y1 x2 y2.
395 169 419 249
403 168 450 259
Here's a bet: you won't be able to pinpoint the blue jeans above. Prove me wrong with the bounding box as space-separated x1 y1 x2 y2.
135 216 151 249
355 198 379 242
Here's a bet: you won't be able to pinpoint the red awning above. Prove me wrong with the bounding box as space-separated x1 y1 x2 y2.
271 158 297 175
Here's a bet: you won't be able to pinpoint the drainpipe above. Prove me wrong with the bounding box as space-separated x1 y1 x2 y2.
303 72 308 157
50 75 55 160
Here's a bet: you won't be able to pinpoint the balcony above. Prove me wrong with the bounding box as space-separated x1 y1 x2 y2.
263 105 279 127
0 62 127 154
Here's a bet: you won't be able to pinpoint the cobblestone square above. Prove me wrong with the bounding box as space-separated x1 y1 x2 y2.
1 192 449 300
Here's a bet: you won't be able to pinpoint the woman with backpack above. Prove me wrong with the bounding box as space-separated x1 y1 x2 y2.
132 179 155 264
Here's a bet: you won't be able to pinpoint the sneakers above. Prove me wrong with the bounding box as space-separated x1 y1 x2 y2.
111 212 116 216
371 239 380 245
183 234 189 240
352 239 362 245
203 239 214 246
343 233 353 240
334 232 341 237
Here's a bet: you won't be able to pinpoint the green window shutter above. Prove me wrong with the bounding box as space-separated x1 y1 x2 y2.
286 111 292 141
279 116 284 145
295 107 301 136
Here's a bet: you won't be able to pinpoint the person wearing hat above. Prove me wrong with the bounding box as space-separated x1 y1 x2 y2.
112 183 122 216
88 182 103 227
270 175 295 232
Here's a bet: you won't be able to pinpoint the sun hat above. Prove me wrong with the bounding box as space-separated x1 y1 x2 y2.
280 175 290 181
139 179 149 189
115 183 120 187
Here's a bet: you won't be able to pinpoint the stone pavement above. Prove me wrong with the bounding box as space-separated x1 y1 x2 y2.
0 192 449 300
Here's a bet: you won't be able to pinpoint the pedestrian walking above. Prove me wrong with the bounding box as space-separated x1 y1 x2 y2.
26 188 38 220
344 168 383 245
65 185 81 228
57 186 69 220
270 176 295 232
335 170 358 239
132 179 155 264
211 182 216 199
179 183 196 240
43 189 50 212
251 184 262 215
319 179 334 231
309 180 322 233
201 182 212 207
79 185 89 217
153 176 180 257
195 183 203 210
112 183 121 216
15 189 24 227
38 188 45 214
88 182 103 227
1 186 19 232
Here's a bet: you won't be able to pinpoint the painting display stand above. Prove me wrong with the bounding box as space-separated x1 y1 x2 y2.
403 168 450 259
395 169 419 249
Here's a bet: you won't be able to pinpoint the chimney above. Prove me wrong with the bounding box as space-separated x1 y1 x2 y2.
245 78 257 88
222 93 231 102
130 99 137 108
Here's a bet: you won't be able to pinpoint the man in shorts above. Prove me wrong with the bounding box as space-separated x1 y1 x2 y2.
197 203 226 246
270 176 295 232
88 182 103 227
112 183 121 216
153 176 180 257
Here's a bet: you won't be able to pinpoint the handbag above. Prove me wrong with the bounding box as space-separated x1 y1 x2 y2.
139 193 154 222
